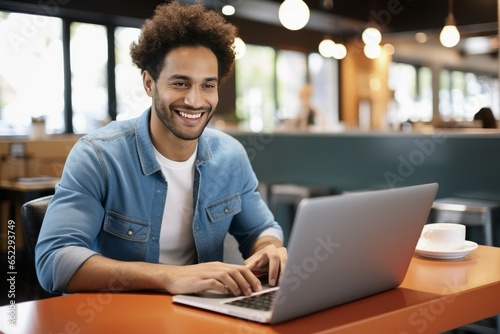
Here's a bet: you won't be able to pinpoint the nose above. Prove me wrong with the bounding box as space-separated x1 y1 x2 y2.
184 86 204 109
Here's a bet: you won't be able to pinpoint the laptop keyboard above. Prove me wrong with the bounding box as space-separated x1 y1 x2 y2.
225 290 277 311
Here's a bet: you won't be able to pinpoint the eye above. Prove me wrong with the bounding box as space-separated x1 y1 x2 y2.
173 81 189 88
202 82 217 90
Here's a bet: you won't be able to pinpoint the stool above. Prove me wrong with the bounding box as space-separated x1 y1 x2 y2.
429 197 500 246
269 184 331 244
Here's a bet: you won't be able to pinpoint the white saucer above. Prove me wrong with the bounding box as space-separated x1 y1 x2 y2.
415 240 478 260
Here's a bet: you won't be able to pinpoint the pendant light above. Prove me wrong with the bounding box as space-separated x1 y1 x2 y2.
318 37 347 60
333 43 347 60
440 0 460 48
364 44 382 59
278 0 310 31
362 27 382 46
319 38 336 58
362 0 383 59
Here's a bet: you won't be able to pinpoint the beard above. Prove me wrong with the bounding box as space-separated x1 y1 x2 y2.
153 88 213 141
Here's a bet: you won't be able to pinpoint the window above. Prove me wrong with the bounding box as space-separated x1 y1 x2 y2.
1 9 341 136
235 44 339 132
388 62 432 123
0 12 64 135
439 69 499 121
70 22 108 134
276 50 308 120
115 27 150 121
0 10 151 137
417 66 433 121
235 45 276 132
308 53 338 127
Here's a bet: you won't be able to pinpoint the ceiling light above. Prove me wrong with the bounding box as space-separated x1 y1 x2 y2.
233 37 246 59
319 37 347 59
440 25 460 48
323 0 334 10
278 0 310 31
383 44 395 56
362 27 382 46
462 36 495 55
318 38 336 58
221 5 235 16
362 26 382 59
361 1 383 59
440 0 460 48
333 43 347 59
415 32 428 43
364 44 382 59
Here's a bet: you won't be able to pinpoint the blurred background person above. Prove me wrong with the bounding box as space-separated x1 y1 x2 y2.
288 84 326 131
474 107 498 129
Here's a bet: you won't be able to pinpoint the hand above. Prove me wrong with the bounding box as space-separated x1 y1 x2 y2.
164 262 262 296
244 243 288 287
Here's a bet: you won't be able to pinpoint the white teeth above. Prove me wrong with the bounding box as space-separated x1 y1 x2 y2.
179 111 202 119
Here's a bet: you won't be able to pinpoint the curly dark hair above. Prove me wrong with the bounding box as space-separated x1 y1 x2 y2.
130 1 238 83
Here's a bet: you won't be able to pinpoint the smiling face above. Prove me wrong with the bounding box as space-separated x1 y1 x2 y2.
144 46 219 160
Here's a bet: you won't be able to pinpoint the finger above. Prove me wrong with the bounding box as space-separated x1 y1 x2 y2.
277 248 288 285
267 247 288 287
244 252 265 270
239 266 262 293
250 267 269 278
196 279 231 295
266 251 280 287
219 273 244 296
216 267 256 296
230 266 262 295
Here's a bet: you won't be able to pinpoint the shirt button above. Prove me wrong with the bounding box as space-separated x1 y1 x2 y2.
127 230 133 236
224 207 229 214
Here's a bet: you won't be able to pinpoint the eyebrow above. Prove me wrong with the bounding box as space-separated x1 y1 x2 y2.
169 74 219 83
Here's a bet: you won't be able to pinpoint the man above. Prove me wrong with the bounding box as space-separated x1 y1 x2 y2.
290 84 326 130
36 1 286 297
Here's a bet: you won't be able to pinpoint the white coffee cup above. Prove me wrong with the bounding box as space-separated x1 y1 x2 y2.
421 223 466 250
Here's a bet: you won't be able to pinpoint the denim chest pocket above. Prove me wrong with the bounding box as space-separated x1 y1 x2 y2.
100 212 150 261
206 193 242 223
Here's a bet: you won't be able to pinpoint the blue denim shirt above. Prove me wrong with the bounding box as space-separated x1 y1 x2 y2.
35 108 282 294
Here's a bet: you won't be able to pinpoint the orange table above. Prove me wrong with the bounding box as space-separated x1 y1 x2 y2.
1 246 500 334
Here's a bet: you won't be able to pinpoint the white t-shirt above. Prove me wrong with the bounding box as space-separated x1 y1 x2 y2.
155 147 197 265
154 146 283 265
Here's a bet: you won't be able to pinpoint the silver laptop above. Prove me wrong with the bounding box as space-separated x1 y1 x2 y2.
173 183 439 324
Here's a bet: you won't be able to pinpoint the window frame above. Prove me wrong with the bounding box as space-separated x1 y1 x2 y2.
0 7 143 136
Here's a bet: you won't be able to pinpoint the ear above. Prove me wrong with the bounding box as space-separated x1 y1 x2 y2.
142 70 155 97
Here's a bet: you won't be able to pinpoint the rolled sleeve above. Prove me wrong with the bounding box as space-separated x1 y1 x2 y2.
35 139 107 294
257 227 284 244
52 246 98 293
